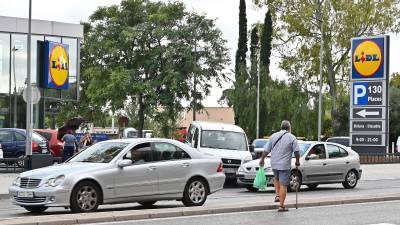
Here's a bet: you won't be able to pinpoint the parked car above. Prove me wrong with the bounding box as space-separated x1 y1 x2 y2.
0 128 50 159
0 144 3 159
326 136 350 147
236 141 362 192
185 121 252 180
34 129 63 157
250 139 270 159
9 138 225 213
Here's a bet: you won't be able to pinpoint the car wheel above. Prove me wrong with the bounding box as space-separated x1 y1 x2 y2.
70 181 101 213
288 170 302 192
307 184 319 190
24 206 48 213
342 170 358 189
182 178 208 207
246 186 259 192
138 201 157 207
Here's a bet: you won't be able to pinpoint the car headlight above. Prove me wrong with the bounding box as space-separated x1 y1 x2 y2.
46 175 65 187
243 156 252 164
264 167 272 172
12 177 21 187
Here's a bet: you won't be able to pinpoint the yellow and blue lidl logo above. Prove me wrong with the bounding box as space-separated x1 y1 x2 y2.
351 37 385 79
44 41 69 89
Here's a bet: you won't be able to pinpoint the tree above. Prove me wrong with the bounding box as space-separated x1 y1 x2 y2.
80 0 229 137
255 0 400 136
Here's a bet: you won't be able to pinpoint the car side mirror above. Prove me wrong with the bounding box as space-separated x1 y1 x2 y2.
118 159 133 168
249 145 255 152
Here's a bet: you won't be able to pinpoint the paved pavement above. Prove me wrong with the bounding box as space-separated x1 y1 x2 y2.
87 200 400 225
0 164 400 224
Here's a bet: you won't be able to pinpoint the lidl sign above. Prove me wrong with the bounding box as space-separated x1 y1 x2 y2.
351 36 387 80
44 41 69 89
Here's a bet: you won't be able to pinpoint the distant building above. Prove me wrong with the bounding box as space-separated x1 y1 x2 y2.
179 107 234 128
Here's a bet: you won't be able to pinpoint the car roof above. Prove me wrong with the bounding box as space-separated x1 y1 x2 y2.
326 136 350 140
34 129 57 133
191 121 245 133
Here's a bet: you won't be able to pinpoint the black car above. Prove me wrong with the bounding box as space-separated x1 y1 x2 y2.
326 136 350 147
0 128 50 159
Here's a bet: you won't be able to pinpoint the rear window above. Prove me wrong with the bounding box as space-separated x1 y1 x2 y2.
35 131 52 141
32 132 46 142
326 138 349 147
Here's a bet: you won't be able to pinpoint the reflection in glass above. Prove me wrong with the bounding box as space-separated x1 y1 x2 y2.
61 38 78 100
0 33 10 94
44 36 61 99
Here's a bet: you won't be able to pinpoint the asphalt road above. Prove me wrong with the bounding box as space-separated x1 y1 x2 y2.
86 200 400 225
1 178 400 220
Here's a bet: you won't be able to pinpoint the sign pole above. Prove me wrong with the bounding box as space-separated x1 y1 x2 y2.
25 0 32 157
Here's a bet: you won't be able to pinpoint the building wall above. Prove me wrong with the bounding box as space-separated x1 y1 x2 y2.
0 16 83 129
179 107 234 128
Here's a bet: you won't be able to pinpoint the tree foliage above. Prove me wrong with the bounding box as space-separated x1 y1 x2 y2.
70 0 229 136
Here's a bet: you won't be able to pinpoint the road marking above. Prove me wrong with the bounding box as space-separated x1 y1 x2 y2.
366 224 396 225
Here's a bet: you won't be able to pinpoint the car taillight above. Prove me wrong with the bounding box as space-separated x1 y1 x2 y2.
217 162 223 173
32 141 39 152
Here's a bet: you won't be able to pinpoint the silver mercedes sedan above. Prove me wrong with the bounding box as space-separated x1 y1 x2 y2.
9 138 225 213
236 141 362 192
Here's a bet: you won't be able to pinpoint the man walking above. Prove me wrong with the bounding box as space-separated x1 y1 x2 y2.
259 120 300 212
62 130 78 162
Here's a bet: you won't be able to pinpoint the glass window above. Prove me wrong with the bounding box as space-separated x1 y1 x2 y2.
0 33 10 94
11 34 27 95
34 131 52 141
43 36 61 99
14 132 25 141
307 144 326 159
0 96 10 128
124 142 153 164
201 130 247 151
61 38 78 100
152 142 190 161
327 144 348 158
70 142 128 163
254 139 269 148
30 35 44 86
0 130 13 142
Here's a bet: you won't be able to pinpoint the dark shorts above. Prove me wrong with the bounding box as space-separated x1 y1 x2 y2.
272 169 290 186
62 146 75 162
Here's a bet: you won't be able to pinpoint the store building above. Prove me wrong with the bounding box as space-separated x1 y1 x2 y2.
0 16 83 128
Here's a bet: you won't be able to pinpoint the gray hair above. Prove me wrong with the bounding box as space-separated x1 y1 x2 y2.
281 120 291 131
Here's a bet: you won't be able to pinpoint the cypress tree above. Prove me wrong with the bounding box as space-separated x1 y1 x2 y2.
250 25 259 87
233 0 248 126
259 10 272 137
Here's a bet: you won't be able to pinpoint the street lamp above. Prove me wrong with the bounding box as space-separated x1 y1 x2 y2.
12 46 19 128
251 43 261 139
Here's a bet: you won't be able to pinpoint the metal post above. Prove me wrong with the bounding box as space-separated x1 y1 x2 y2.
192 42 197 122
25 0 32 156
317 9 324 142
256 50 260 139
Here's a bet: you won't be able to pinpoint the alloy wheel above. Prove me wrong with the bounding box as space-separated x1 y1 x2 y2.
76 185 98 211
188 181 206 204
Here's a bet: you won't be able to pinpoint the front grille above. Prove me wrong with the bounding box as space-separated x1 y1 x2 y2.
14 196 46 203
246 167 259 172
221 158 241 165
223 165 240 169
20 178 41 189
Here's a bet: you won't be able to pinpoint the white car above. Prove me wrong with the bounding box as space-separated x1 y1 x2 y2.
186 121 252 179
0 144 3 159
237 141 362 192
9 138 225 213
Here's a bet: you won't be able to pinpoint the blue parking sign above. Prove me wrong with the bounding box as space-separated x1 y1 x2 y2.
352 81 384 106
353 82 368 105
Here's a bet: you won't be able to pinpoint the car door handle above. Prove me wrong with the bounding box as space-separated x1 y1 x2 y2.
346 161 350 164
182 163 191 168
323 163 327 166
148 166 157 171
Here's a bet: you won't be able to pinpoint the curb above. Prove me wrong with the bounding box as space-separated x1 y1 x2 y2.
1 195 400 225
0 194 8 200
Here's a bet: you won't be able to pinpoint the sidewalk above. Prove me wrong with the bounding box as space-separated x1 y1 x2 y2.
1 192 400 225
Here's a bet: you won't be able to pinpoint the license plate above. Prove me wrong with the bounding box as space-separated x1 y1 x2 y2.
17 191 34 198
224 168 237 174
268 177 275 184
244 174 256 179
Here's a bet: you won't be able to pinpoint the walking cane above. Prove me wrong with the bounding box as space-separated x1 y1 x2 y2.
295 166 299 209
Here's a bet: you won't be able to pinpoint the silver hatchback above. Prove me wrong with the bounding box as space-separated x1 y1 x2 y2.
9 138 225 213
236 141 362 192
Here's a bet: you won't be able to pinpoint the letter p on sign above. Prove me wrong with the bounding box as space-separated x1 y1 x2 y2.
354 83 367 105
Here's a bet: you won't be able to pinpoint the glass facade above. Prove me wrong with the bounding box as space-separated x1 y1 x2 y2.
0 32 80 129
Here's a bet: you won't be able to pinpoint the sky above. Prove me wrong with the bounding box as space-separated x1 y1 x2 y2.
0 0 399 107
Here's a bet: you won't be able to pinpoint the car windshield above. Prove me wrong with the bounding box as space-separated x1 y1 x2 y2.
35 131 52 141
254 139 269 148
201 130 247 151
70 142 129 163
32 132 46 142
